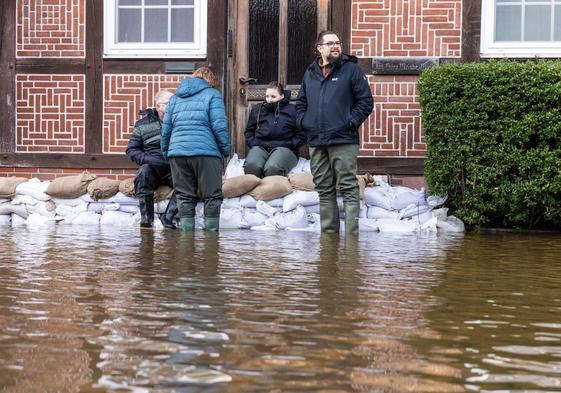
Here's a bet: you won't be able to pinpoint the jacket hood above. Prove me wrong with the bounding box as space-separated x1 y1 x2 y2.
176 77 210 98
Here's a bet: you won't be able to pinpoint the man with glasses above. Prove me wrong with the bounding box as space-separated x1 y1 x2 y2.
296 30 374 234
126 90 178 229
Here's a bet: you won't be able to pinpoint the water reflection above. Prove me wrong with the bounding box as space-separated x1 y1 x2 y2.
1 227 559 392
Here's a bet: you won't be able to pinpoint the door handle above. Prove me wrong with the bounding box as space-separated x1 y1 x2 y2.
239 76 258 85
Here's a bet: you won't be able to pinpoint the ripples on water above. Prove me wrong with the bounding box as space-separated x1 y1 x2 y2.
0 227 560 392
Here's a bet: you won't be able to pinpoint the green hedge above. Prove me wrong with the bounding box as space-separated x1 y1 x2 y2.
419 60 561 229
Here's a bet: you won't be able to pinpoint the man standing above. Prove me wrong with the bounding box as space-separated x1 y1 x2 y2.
296 31 374 234
126 90 178 228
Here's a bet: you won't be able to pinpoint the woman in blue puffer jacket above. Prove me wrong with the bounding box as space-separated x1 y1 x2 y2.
161 67 231 231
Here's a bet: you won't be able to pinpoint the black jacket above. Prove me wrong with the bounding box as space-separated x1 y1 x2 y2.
244 95 306 155
295 54 374 146
126 108 169 167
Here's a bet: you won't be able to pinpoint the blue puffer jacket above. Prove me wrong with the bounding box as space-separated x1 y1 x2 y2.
161 77 231 158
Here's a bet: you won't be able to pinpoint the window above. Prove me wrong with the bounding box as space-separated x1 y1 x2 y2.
481 0 561 57
104 0 207 58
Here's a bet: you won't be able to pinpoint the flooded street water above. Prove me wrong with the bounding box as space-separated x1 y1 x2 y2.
0 227 560 392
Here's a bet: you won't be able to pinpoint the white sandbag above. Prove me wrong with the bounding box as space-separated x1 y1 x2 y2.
0 202 29 218
364 187 392 210
288 157 311 174
51 197 87 207
265 197 285 208
102 203 120 212
71 211 101 225
432 208 449 221
437 216 465 233
286 213 321 232
255 200 278 217
222 197 241 209
239 194 257 208
11 213 26 226
359 205 367 218
305 204 320 215
419 217 438 232
399 203 432 219
427 194 447 207
220 208 243 229
377 218 417 233
99 192 139 205
11 194 39 206
250 224 278 231
55 203 87 217
282 191 319 212
26 212 57 227
119 204 140 214
359 218 379 232
15 178 51 201
0 198 9 203
241 208 267 228
367 206 400 219
274 205 308 229
87 203 106 213
0 215 11 226
390 188 426 210
28 201 56 218
153 217 164 230
409 210 434 225
225 153 245 179
100 210 136 227
154 200 168 214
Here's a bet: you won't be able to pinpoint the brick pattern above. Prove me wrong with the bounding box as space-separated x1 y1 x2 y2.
0 167 138 181
351 0 462 57
103 75 189 154
17 0 85 58
359 75 425 157
16 74 85 153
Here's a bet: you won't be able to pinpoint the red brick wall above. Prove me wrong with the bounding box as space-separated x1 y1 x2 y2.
103 75 187 154
0 167 138 181
16 74 85 153
17 0 85 58
351 0 462 158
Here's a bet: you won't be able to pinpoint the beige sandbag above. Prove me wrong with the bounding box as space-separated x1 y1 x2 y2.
288 172 315 191
223 174 261 198
119 177 136 197
87 177 121 201
357 173 374 200
250 175 293 201
46 171 96 198
0 177 28 198
154 185 174 203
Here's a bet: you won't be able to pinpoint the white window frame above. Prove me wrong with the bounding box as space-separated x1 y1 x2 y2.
481 0 561 58
103 0 207 58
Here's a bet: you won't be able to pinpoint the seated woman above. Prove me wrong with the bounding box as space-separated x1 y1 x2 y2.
244 82 306 178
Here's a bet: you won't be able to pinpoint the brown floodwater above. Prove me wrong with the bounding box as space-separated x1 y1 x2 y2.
0 226 560 392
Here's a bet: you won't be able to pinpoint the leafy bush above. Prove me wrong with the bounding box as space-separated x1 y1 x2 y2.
419 60 561 229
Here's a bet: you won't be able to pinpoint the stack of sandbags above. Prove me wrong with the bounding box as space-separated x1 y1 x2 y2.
0 178 57 226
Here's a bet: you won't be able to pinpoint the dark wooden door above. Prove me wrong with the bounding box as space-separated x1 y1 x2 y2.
228 0 329 156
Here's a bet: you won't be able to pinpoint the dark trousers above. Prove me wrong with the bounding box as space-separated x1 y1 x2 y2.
169 156 223 219
244 146 298 178
134 164 173 199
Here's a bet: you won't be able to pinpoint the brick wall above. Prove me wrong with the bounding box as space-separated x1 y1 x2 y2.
0 167 138 181
351 0 462 158
17 0 85 58
16 74 85 153
103 75 188 154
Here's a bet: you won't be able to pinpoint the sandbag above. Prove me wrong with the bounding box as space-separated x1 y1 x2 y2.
225 153 245 179
119 177 136 197
87 203 106 213
154 185 174 203
11 213 26 226
0 215 11 226
255 200 278 217
120 204 140 214
71 211 101 225
390 188 426 211
16 178 51 201
288 172 315 191
364 186 392 210
239 194 257 208
283 191 319 212
274 205 308 229
154 200 168 214
359 218 379 232
265 197 284 207
409 210 434 225
28 201 56 218
99 210 136 227
305 204 320 215
223 174 261 198
0 177 27 198
367 206 400 220
0 202 29 218
26 212 57 227
87 177 121 201
222 197 241 209
46 171 96 198
99 192 139 205
437 216 465 232
250 176 293 201
11 194 39 206
377 218 417 233
219 208 243 229
51 197 87 207
241 208 267 228
399 203 432 219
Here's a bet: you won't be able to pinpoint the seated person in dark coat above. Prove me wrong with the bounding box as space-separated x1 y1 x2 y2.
243 82 307 177
126 90 178 228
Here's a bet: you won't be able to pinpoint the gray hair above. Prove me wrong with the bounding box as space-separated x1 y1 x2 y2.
155 90 173 104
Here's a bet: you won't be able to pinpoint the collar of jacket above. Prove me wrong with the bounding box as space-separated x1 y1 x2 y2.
310 53 357 74
262 96 290 112
138 107 158 118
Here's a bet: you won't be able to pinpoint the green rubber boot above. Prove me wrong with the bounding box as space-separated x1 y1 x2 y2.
319 198 340 233
179 217 195 231
344 202 360 235
204 216 220 232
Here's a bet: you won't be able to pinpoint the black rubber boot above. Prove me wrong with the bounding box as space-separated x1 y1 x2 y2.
139 196 154 228
160 192 178 229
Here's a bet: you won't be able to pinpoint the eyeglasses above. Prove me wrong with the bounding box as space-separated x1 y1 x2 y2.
156 102 168 108
319 41 342 48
